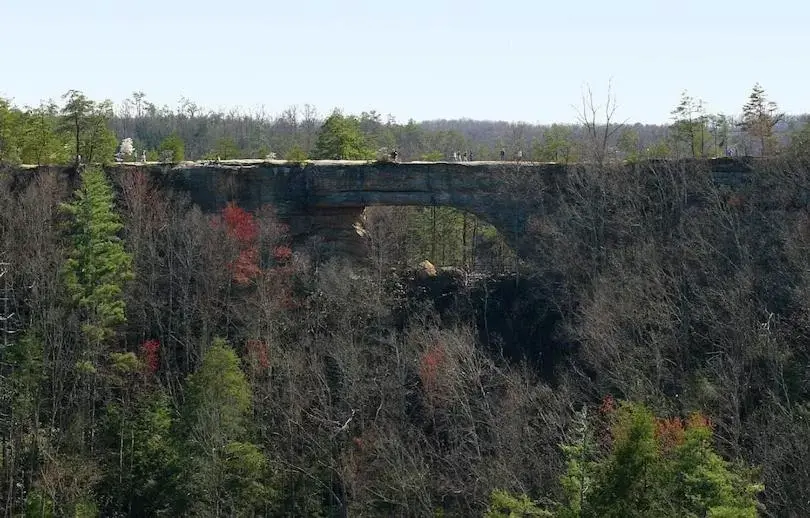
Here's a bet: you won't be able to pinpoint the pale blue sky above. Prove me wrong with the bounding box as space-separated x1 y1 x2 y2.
1 0 806 123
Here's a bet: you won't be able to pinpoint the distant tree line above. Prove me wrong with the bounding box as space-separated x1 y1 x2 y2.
1 84 809 166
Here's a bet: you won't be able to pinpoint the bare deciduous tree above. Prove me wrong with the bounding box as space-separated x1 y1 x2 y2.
574 80 627 166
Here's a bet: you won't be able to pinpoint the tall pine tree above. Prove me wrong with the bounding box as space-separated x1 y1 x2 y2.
740 83 783 156
183 339 273 516
62 166 133 356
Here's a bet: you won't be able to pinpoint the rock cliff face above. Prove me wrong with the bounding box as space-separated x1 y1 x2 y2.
7 158 758 257
124 160 568 255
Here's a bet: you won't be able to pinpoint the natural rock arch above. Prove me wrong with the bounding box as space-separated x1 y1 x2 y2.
12 158 758 259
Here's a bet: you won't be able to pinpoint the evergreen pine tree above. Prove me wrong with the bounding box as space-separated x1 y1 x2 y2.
184 339 273 516
740 83 783 156
62 166 133 355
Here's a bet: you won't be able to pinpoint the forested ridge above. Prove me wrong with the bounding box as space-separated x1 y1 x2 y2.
1 85 809 165
0 86 809 517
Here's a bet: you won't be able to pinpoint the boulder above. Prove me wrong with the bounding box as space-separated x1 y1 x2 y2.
417 260 437 278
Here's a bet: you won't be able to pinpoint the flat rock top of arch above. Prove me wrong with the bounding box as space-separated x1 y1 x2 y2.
108 157 758 171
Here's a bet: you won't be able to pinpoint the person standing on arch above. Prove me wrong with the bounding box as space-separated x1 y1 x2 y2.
500 147 506 161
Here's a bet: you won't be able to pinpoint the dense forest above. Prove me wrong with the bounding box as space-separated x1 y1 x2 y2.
0 86 809 516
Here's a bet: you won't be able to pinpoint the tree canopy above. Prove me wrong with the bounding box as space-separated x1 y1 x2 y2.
312 110 375 160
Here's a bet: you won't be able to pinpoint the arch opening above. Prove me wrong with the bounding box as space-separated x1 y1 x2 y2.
357 205 517 274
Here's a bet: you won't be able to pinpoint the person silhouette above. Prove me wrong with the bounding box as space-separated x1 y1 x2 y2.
500 148 505 161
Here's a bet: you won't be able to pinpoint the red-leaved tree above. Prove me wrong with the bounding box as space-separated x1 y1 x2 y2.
141 339 160 375
214 202 261 285
222 202 258 245
245 338 270 372
655 416 686 452
419 342 448 401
